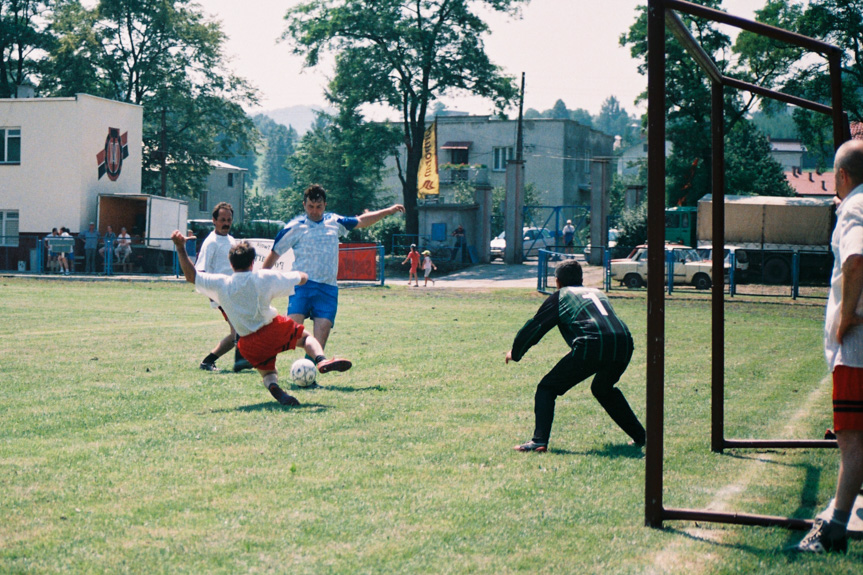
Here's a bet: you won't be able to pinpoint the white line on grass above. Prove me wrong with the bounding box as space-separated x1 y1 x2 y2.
643 374 832 575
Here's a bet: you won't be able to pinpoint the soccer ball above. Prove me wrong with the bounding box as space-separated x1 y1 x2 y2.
290 358 317 387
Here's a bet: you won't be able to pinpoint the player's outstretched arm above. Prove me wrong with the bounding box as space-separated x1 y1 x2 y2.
261 250 279 270
355 204 405 229
171 230 197 284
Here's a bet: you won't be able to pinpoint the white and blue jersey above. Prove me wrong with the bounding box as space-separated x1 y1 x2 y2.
271 212 359 286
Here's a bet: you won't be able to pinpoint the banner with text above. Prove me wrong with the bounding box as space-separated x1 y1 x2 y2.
417 122 439 199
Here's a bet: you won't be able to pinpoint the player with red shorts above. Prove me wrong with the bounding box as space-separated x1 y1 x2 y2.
171 231 351 406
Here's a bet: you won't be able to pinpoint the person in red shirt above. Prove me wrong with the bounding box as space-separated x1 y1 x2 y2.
401 244 420 287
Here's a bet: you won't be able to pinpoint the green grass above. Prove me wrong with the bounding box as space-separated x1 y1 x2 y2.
0 277 858 574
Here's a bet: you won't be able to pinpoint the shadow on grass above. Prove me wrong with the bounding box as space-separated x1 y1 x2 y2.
292 384 388 393
211 402 332 413
550 443 644 459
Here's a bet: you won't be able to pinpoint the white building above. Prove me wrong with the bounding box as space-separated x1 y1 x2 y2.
381 115 614 208
186 160 247 222
0 93 143 238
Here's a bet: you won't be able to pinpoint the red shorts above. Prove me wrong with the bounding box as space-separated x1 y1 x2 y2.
236 315 305 372
833 365 863 431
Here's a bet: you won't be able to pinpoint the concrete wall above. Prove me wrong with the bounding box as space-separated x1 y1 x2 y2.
0 94 143 234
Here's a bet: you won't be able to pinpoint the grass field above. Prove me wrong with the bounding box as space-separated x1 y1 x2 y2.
0 277 859 574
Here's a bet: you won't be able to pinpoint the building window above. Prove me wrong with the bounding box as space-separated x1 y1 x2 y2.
227 173 234 187
450 148 469 165
0 210 19 246
199 190 208 212
493 147 514 171
1 128 21 164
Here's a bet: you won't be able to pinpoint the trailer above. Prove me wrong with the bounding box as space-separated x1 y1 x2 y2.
696 194 835 284
97 194 188 273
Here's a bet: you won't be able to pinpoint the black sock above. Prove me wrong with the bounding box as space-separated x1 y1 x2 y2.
202 353 219 365
314 355 327 365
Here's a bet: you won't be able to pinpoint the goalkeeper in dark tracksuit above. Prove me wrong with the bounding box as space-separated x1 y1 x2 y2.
506 259 646 452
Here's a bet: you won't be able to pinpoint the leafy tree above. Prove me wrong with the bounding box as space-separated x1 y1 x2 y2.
595 96 639 146
45 0 259 198
258 120 298 193
282 0 525 236
725 120 794 196
621 0 791 206
568 107 593 127
550 98 570 119
753 0 863 167
0 0 53 97
283 106 401 226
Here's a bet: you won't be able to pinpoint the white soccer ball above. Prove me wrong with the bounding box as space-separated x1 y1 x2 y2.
290 358 317 387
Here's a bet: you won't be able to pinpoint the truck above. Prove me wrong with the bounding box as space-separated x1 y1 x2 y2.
97 194 188 273
666 195 835 284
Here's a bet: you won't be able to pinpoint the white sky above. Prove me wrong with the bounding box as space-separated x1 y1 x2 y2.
197 0 761 118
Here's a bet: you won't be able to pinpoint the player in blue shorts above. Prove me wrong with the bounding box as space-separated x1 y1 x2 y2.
262 184 403 351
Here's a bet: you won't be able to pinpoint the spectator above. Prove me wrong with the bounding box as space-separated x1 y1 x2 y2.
99 225 117 267
115 227 132 263
401 244 420 287
451 224 466 262
46 228 60 274
80 222 99 273
59 227 73 275
563 220 576 254
422 250 437 287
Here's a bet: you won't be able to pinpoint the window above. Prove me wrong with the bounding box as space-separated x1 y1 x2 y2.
493 147 514 171
1 128 21 164
450 149 469 165
227 173 234 187
199 189 208 212
0 210 19 246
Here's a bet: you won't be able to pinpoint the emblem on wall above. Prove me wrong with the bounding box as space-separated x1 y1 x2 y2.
97 128 129 181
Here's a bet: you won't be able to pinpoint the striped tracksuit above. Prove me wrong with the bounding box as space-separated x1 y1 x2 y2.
510 286 646 445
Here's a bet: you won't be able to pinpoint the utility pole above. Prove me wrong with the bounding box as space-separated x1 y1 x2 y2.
160 108 168 196
504 73 526 264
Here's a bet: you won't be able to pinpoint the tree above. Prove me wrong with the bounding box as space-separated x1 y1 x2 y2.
595 96 639 147
0 0 53 97
282 0 524 236
621 0 791 206
248 114 299 193
550 98 570 119
45 0 259 198
284 106 401 225
755 0 863 167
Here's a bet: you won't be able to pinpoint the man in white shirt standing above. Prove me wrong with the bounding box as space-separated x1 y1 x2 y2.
796 138 863 554
194 202 251 372
171 231 351 406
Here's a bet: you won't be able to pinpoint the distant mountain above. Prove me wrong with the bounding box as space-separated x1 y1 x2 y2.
260 105 332 134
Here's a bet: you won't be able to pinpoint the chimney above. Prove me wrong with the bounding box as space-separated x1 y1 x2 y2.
822 181 827 191
809 172 813 182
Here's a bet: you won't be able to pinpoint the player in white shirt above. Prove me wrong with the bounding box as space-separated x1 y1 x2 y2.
172 231 352 406
194 202 252 372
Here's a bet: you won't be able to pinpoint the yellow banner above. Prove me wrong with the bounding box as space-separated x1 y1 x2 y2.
417 121 439 198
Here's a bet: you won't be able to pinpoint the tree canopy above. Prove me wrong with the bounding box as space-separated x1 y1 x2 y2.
621 0 793 205
282 0 525 236
42 0 259 198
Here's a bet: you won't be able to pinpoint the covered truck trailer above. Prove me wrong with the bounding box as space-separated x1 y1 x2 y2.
696 194 835 284
97 194 188 273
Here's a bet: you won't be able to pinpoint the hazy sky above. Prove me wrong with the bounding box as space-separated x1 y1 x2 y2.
197 0 761 118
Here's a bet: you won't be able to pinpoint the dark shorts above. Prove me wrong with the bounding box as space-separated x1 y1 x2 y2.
833 365 863 431
237 315 305 372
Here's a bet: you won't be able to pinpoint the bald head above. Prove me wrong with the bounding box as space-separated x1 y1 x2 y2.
834 139 863 199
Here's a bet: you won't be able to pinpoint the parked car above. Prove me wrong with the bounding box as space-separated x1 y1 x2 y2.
697 246 749 282
583 228 620 259
610 244 723 289
490 227 556 260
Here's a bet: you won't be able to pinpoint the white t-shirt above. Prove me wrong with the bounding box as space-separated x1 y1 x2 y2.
195 231 235 275
826 183 863 370
194 269 304 337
